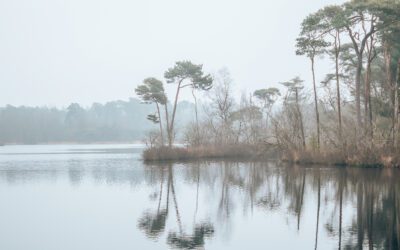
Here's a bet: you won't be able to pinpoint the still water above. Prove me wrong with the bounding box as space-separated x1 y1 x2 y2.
0 144 399 250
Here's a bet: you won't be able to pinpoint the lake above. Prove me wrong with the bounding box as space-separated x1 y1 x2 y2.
0 144 399 249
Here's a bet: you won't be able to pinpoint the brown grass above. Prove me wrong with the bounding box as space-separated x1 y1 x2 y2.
142 144 276 162
281 149 400 167
143 145 400 167
281 150 346 165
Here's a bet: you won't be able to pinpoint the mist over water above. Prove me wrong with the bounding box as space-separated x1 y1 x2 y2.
1 0 399 249
0 145 399 250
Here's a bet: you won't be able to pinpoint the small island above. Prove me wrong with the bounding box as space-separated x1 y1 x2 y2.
136 1 400 167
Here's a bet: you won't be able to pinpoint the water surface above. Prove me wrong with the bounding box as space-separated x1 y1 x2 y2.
0 144 399 249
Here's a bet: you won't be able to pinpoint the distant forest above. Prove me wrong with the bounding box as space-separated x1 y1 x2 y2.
0 99 195 144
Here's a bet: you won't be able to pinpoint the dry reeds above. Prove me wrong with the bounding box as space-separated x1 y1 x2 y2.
142 144 274 162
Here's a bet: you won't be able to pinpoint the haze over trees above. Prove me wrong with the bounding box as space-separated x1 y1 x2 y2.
143 0 400 167
2 0 400 167
0 99 195 144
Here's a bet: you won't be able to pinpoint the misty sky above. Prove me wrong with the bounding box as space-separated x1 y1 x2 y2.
0 0 345 107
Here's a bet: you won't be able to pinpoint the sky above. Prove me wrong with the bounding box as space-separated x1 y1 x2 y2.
0 0 346 108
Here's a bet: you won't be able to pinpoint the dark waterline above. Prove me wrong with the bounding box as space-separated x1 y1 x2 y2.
0 144 399 250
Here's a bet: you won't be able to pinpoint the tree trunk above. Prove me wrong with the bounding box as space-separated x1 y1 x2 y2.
334 32 343 148
355 53 363 128
169 80 183 147
155 102 164 146
192 88 200 145
364 66 370 128
364 37 374 140
383 40 396 147
346 24 375 129
311 57 320 150
395 59 400 149
264 100 268 129
393 73 397 150
164 104 171 147
295 89 306 150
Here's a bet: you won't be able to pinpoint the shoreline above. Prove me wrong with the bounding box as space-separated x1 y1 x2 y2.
0 141 145 146
142 146 400 168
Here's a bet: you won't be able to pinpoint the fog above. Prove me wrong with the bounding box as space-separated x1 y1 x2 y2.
0 0 344 107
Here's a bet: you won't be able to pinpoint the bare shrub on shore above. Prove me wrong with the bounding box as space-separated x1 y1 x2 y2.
142 130 162 148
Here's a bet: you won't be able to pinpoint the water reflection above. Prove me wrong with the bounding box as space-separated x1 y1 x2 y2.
140 162 400 249
1 146 400 249
138 164 215 249
167 223 214 249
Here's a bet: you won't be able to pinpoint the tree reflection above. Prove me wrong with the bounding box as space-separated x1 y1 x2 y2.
167 223 214 249
314 168 321 250
137 165 168 239
282 165 306 230
139 161 400 249
138 210 168 239
138 163 215 249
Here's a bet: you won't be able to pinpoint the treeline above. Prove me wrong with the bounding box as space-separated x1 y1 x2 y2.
140 0 400 166
0 99 194 144
274 0 400 165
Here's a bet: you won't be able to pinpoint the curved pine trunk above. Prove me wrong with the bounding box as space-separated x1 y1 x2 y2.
168 80 183 147
334 33 343 148
155 102 164 146
311 57 320 151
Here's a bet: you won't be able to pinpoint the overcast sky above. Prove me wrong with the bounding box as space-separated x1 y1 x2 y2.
0 0 345 108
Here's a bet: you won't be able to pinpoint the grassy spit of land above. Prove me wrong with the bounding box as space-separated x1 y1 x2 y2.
142 144 273 162
143 145 400 168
